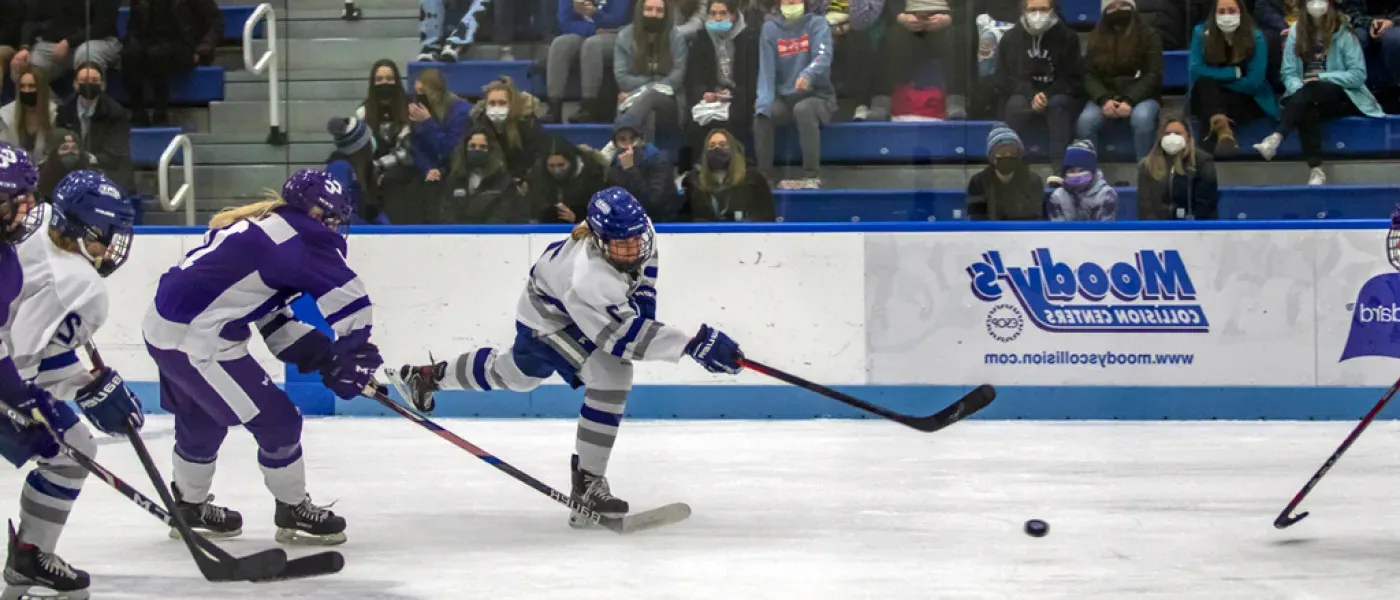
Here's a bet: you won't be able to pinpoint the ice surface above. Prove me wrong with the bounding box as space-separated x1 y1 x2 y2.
3 417 1400 599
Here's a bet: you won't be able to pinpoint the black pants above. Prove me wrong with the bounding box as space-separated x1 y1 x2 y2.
121 38 197 115
1277 81 1361 167
1004 93 1081 165
876 21 970 97
1189 76 1267 124
834 28 878 103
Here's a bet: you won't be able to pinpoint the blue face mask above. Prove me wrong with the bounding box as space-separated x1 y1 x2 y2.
706 19 733 33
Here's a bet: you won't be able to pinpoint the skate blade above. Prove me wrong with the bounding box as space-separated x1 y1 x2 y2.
274 528 347 546
170 526 242 540
0 584 90 600
569 510 625 530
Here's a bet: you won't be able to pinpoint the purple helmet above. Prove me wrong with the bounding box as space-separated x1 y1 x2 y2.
282 168 352 233
0 141 40 245
586 186 654 271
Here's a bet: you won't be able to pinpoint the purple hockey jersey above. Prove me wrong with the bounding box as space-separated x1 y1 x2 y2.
0 246 29 403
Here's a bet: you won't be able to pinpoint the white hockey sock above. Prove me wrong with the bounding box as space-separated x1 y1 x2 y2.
172 452 217 502
260 457 308 505
447 348 543 392
575 389 627 475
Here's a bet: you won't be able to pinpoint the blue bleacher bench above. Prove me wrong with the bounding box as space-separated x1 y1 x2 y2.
1164 51 1188 91
105 66 226 106
130 127 182 167
117 5 261 41
772 185 1400 223
408 61 535 98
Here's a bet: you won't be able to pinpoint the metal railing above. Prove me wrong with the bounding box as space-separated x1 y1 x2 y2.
244 3 286 145
158 135 196 226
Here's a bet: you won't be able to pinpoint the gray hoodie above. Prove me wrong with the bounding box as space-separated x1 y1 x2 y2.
1047 171 1117 221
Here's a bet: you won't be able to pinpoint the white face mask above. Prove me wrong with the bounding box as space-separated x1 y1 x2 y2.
1216 13 1240 33
486 106 509 123
1160 133 1187 155
1025 12 1053 32
1306 0 1329 18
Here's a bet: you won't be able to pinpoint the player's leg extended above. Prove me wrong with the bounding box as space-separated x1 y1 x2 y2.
4 403 93 599
397 323 570 411
569 350 633 528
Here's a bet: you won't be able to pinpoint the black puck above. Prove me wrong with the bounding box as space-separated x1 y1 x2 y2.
1024 519 1049 537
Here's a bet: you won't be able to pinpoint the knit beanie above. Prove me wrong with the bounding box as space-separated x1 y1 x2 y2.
1102 0 1135 11
985 125 1024 158
1063 140 1098 173
328 117 371 155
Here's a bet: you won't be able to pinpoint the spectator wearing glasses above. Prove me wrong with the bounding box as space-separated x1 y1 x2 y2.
121 0 222 126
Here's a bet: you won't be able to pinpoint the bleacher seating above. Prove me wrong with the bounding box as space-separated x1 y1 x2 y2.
116 4 261 41
105 66 227 106
131 127 182 167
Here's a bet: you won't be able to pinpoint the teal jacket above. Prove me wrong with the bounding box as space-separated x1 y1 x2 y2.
1188 23 1279 119
1282 18 1384 118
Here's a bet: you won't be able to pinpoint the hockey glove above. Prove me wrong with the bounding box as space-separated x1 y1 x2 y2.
630 287 657 320
76 368 144 437
684 324 744 374
321 341 383 400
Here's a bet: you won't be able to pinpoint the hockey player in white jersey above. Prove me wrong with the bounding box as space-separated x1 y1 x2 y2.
0 170 143 600
394 186 744 527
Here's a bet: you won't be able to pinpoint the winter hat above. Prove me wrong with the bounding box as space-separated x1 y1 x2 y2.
1063 139 1098 173
1102 0 1135 11
986 125 1024 158
327 117 371 155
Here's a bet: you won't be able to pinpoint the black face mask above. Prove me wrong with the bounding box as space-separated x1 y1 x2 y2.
466 149 489 168
18 92 36 107
59 153 81 170
374 83 398 101
549 168 571 181
642 16 666 32
1103 9 1133 28
78 84 102 100
994 157 1020 175
415 93 429 106
706 148 731 172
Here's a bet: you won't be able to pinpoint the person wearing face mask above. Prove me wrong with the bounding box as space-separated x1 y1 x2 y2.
409 68 470 190
545 0 634 124
355 59 415 200
526 136 609 224
1076 0 1164 161
1046 140 1117 221
0 68 57 157
35 129 91 201
442 129 525 224
120 0 221 126
966 125 1045 220
326 117 391 225
613 0 690 143
1342 0 1400 88
1138 117 1218 220
682 1 761 169
1188 0 1278 156
681 128 774 222
604 121 681 221
755 0 838 189
470 77 549 182
54 62 134 195
1255 0 1383 185
994 0 1085 170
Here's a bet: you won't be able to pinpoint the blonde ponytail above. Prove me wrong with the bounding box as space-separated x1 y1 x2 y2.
570 221 591 240
209 191 287 230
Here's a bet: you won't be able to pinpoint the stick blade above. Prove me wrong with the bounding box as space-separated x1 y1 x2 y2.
230 549 290 582
1273 511 1310 530
249 551 346 582
901 384 996 433
604 503 692 534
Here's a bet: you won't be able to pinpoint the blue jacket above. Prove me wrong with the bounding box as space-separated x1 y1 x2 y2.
756 13 835 117
557 0 632 38
326 159 390 225
1188 23 1279 119
410 99 471 174
1282 18 1385 118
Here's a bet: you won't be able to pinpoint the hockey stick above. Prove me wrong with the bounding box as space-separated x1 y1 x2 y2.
737 358 996 433
83 344 345 581
377 371 690 534
1273 376 1400 529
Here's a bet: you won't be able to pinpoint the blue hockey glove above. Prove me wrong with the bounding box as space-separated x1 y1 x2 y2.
630 287 657 320
684 324 744 374
76 368 144 437
321 341 382 400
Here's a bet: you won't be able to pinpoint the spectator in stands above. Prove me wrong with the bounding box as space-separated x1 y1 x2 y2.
1253 0 1291 91
1255 0 1384 184
971 0 1021 117
683 0 761 167
0 0 22 86
357 59 417 217
995 0 1083 169
614 0 689 141
418 0 492 62
822 0 888 121
681 128 775 221
12 0 122 79
411 68 470 187
1076 0 1163 160
672 0 709 39
526 136 608 223
471 76 549 182
1345 0 1400 88
966 125 1045 220
0 68 56 156
121 0 222 127
755 0 837 189
443 128 526 223
327 117 390 225
605 122 680 220
1047 140 1116 220
35 128 87 200
493 0 556 59
546 0 634 123
873 0 972 119
1188 0 1278 155
1138 116 1218 219
1138 0 1212 50
55 62 134 193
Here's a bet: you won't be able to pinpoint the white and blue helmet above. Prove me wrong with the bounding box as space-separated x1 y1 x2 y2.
586 187 654 271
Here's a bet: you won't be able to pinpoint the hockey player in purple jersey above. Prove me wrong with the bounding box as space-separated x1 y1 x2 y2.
392 187 744 528
142 168 382 546
0 168 143 600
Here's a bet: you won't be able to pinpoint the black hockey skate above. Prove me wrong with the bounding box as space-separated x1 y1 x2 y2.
274 496 346 546
392 362 445 412
569 455 630 529
170 482 244 540
3 522 89 600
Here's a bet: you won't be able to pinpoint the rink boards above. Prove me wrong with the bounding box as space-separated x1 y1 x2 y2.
97 221 1400 420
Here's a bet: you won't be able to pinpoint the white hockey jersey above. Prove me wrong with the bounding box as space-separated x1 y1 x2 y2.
5 203 106 400
518 235 690 363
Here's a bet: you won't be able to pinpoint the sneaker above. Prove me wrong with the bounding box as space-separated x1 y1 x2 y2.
946 94 968 120
1307 167 1326 185
853 105 870 121
436 45 461 63
500 45 516 61
1253 133 1282 161
796 178 822 190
